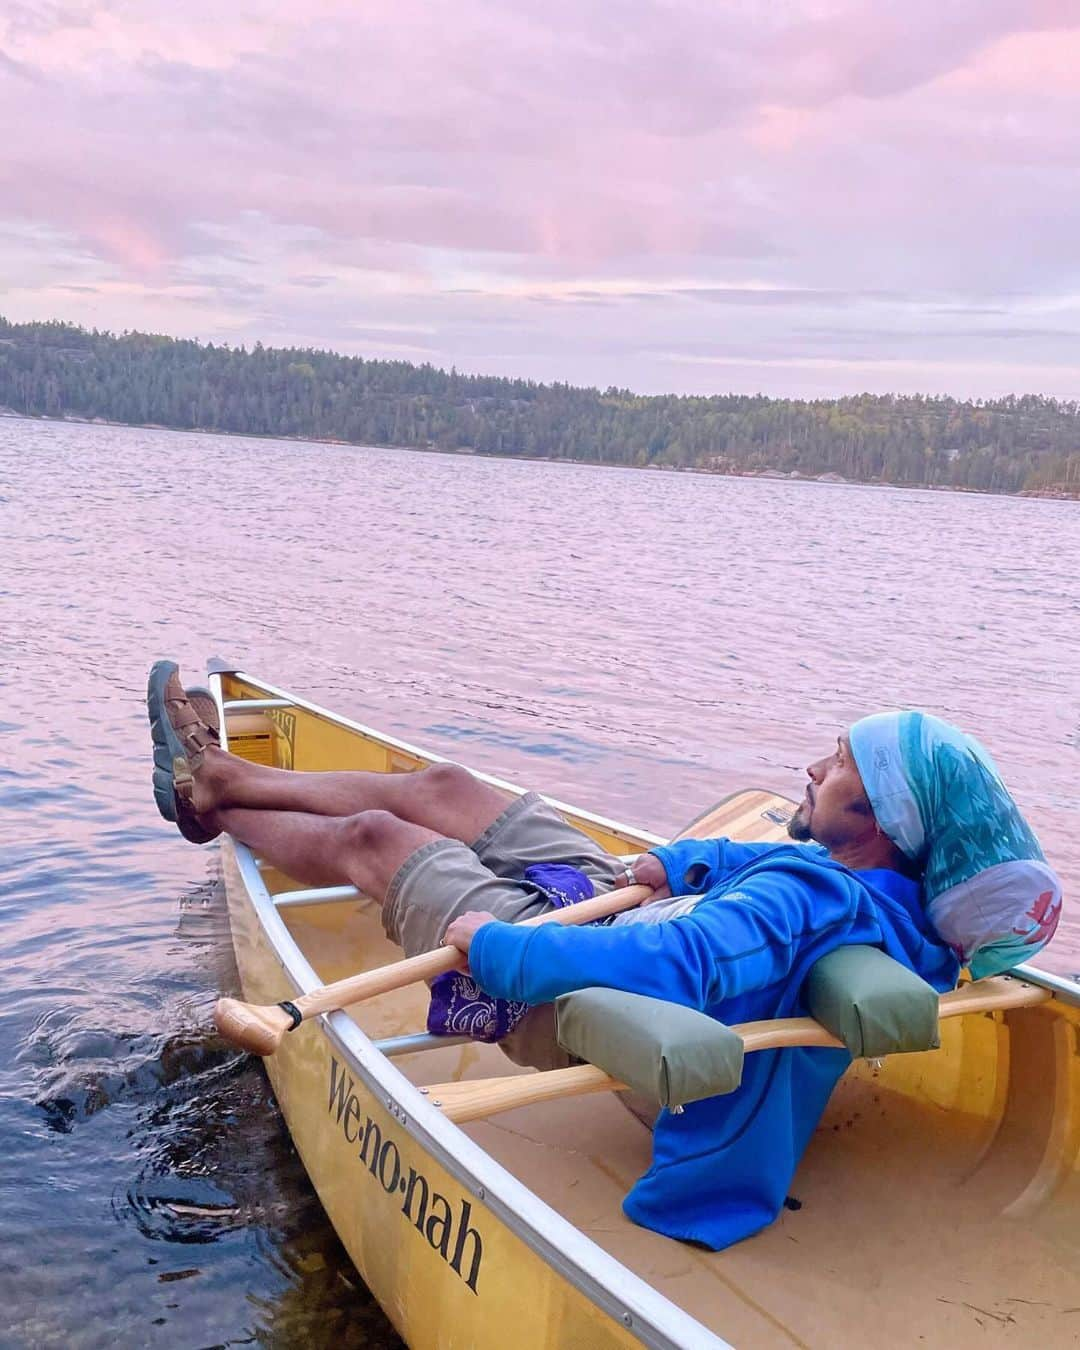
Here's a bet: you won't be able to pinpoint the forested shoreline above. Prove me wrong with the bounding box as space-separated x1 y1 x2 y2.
2 316 1077 495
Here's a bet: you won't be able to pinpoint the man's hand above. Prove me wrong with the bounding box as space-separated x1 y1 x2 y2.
443 910 497 956
615 853 672 903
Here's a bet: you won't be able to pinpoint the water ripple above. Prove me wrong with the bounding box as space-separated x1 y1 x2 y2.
0 416 1075 1347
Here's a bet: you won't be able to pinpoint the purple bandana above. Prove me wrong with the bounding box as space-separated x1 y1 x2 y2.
426 863 596 1042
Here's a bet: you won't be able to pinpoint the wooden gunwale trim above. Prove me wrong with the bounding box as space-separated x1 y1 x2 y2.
209 667 729 1350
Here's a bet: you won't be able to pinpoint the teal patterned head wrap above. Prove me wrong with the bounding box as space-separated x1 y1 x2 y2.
849 711 1062 977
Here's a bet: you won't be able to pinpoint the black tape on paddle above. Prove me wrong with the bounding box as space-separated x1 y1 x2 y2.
278 1000 303 1031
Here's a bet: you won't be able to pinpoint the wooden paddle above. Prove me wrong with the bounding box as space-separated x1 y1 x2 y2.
213 786 792 1057
214 881 655 1056
424 975 1052 1124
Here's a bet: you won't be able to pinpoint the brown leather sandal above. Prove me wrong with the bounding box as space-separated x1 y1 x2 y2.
147 661 222 844
162 669 220 768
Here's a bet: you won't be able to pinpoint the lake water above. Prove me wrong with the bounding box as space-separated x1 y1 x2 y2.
1 416 1077 1346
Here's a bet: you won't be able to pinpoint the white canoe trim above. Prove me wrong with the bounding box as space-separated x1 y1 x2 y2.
217 669 669 849
274 885 361 908
375 1031 473 1057
222 697 297 711
211 667 729 1350
1011 963 1080 1005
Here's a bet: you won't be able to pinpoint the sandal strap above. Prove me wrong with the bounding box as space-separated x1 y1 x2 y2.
173 755 195 801
173 757 221 844
165 689 220 763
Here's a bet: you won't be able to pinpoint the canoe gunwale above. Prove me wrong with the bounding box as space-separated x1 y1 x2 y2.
1010 963 1080 1007
212 669 730 1350
214 668 669 849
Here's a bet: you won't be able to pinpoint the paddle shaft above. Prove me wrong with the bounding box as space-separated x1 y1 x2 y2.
213 784 790 1055
428 975 1054 1124
214 882 655 1054
291 882 654 1022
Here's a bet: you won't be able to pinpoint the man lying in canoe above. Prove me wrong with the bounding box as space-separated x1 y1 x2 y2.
147 662 1062 1250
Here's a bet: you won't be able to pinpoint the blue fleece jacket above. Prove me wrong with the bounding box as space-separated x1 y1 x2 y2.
469 838 959 1250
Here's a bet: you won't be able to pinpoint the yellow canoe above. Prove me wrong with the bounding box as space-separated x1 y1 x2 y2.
209 664 1080 1348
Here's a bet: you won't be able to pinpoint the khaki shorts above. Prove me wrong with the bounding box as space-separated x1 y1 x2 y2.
382 791 621 1068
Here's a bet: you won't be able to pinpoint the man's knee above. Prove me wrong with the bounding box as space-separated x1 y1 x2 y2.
417 762 483 800
399 762 507 841
338 809 405 856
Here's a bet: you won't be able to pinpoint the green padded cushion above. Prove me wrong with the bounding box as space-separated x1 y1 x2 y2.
554 988 744 1110
804 945 940 1059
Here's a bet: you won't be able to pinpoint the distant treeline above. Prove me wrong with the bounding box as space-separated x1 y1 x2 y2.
2 316 1078 494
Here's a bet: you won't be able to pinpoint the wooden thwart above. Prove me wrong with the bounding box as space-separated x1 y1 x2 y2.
427 976 1053 1125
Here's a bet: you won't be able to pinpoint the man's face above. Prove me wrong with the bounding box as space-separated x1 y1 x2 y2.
788 734 876 852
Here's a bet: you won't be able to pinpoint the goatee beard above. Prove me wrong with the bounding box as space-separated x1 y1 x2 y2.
787 810 813 842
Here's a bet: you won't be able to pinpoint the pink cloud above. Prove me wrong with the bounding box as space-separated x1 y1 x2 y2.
2 1 1079 397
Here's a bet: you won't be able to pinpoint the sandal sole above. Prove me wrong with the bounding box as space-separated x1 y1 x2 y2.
146 661 221 844
147 660 185 823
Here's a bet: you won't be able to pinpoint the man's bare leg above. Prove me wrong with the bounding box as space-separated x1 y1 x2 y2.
212 805 442 899
189 751 510 845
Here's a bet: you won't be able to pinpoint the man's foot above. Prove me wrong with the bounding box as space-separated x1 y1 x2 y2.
146 661 222 843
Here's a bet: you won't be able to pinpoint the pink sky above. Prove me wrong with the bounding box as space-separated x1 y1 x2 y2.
2 0 1079 398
